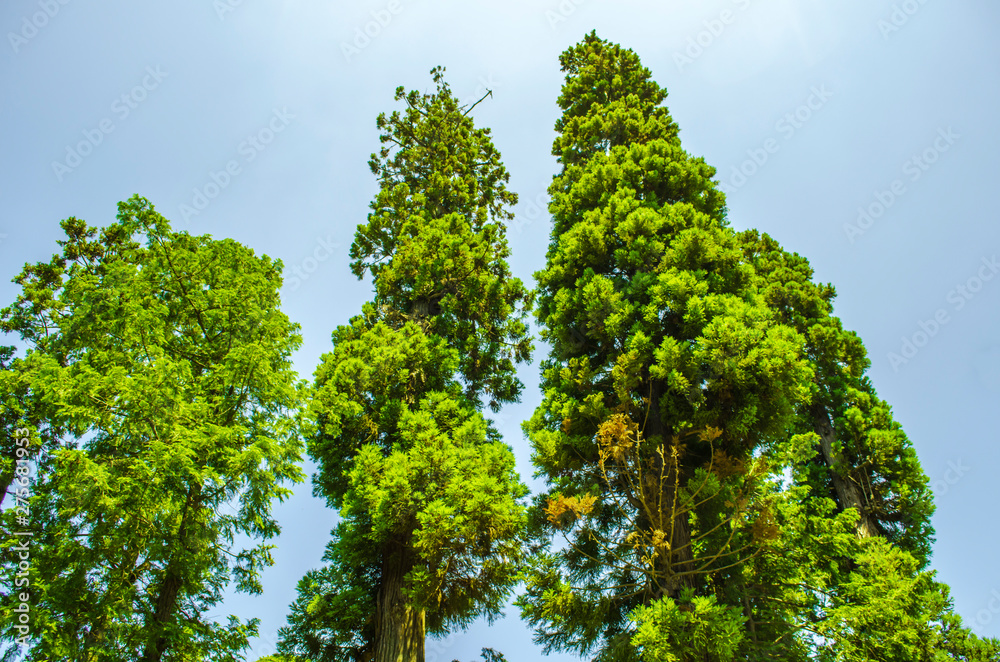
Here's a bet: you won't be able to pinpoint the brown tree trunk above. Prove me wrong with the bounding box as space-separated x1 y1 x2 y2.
646 379 696 599
140 486 200 662
140 558 184 662
374 542 426 662
812 405 878 538
664 497 696 598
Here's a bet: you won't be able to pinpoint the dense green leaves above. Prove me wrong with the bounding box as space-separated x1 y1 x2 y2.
518 31 815 661
518 31 997 662
631 590 746 662
740 230 935 562
279 68 532 662
0 36 991 662
0 196 304 661
346 393 527 630
352 66 532 413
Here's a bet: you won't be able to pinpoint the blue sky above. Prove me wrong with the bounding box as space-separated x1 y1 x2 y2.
2 1 999 659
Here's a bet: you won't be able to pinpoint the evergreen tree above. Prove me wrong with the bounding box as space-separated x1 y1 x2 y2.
738 231 934 560
517 32 813 660
277 68 532 662
0 196 305 661
736 234 998 660
452 648 509 662
518 32 998 662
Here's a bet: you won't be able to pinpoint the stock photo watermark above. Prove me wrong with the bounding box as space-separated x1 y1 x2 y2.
50 66 168 183
245 631 280 659
718 84 833 194
341 0 407 63
178 107 295 223
459 74 500 110
930 458 969 498
974 346 1000 392
843 127 959 243
7 0 71 54
878 0 933 40
887 255 999 372
285 234 342 291
8 427 35 647
504 191 549 236
673 0 753 73
973 589 1000 631
545 0 590 30
214 0 246 21
427 630 461 662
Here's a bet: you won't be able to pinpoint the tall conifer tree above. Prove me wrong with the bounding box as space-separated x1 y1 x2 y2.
277 68 532 662
518 32 813 660
519 32 998 662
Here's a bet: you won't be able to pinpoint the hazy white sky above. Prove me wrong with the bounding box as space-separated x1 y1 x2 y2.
2 1 999 659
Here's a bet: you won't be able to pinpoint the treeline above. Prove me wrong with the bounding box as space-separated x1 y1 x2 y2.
2 32 998 662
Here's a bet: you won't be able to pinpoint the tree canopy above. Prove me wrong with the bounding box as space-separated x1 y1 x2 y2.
277 68 532 662
0 196 305 661
516 31 998 662
0 35 992 662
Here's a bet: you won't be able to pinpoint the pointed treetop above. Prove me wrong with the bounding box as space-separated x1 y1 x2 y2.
553 31 680 166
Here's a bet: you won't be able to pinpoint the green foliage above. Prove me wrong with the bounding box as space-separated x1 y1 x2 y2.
0 196 304 661
453 647 509 662
278 547 378 661
631 590 746 662
351 65 532 413
740 230 935 563
811 538 1000 662
345 392 528 629
519 30 997 662
279 67 532 661
518 30 813 660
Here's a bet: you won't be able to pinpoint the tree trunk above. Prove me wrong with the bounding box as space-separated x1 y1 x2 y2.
0 471 13 509
646 379 696 599
140 486 200 662
88 547 146 660
664 497 696 598
140 560 184 662
812 405 878 538
374 542 426 662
